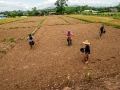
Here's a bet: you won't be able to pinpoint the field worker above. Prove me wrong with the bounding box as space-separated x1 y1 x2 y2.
83 40 90 64
27 34 34 49
66 30 73 46
100 25 106 40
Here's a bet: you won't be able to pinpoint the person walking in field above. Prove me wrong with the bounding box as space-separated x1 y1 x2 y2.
100 25 106 40
83 40 90 64
66 30 73 46
27 34 34 49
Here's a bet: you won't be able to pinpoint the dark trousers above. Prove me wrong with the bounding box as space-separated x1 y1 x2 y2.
29 41 34 48
67 38 72 46
84 52 89 62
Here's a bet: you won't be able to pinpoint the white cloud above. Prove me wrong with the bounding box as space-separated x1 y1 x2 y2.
35 0 56 9
0 0 119 12
68 0 119 6
0 0 57 11
0 0 29 11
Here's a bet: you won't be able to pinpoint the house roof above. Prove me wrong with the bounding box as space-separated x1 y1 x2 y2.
0 14 7 16
109 8 118 12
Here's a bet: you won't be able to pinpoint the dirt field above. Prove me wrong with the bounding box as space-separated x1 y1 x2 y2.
0 17 45 58
0 15 120 90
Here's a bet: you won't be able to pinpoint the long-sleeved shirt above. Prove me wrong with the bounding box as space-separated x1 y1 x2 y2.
27 36 34 42
85 45 90 54
66 33 73 38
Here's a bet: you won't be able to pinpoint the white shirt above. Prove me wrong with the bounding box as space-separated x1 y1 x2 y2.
27 36 34 42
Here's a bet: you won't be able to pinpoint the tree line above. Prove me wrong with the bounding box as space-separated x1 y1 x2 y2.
0 7 50 17
0 0 120 17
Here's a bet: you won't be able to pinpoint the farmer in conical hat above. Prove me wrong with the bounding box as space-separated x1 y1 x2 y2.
66 30 73 46
83 40 90 64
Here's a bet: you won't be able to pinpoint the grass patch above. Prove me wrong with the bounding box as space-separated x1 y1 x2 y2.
0 50 6 54
76 18 93 23
12 16 47 40
9 27 28 29
21 21 35 23
21 27 26 28
66 15 120 28
0 17 28 25
40 17 47 25
114 25 120 28
59 16 71 24
1 38 7 42
55 24 59 25
1 37 15 43
32 16 47 35
19 37 25 40
9 27 19 29
9 43 15 48
9 38 15 43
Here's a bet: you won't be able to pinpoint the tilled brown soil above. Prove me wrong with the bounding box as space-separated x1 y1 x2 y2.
0 15 120 90
0 17 44 58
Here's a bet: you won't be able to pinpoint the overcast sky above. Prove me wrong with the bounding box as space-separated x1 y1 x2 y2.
0 0 120 12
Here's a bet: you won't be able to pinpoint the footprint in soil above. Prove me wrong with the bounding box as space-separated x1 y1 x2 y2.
15 84 20 89
97 59 101 61
106 59 110 61
91 62 95 63
111 57 116 59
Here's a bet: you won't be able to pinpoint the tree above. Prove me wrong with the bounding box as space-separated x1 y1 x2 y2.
17 10 23 16
30 7 40 16
31 7 37 16
55 0 68 14
40 10 49 16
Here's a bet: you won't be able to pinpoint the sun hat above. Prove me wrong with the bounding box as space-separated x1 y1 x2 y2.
83 40 90 44
67 30 71 36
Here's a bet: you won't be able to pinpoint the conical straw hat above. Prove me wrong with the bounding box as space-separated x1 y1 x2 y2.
83 40 90 44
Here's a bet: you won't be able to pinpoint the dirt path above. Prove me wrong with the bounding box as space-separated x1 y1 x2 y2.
0 15 120 90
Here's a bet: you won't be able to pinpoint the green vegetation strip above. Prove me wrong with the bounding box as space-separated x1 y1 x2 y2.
97 12 120 19
39 16 47 25
66 15 120 28
16 16 47 41
2 38 15 43
31 16 47 35
0 50 6 54
58 16 71 24
0 17 28 25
